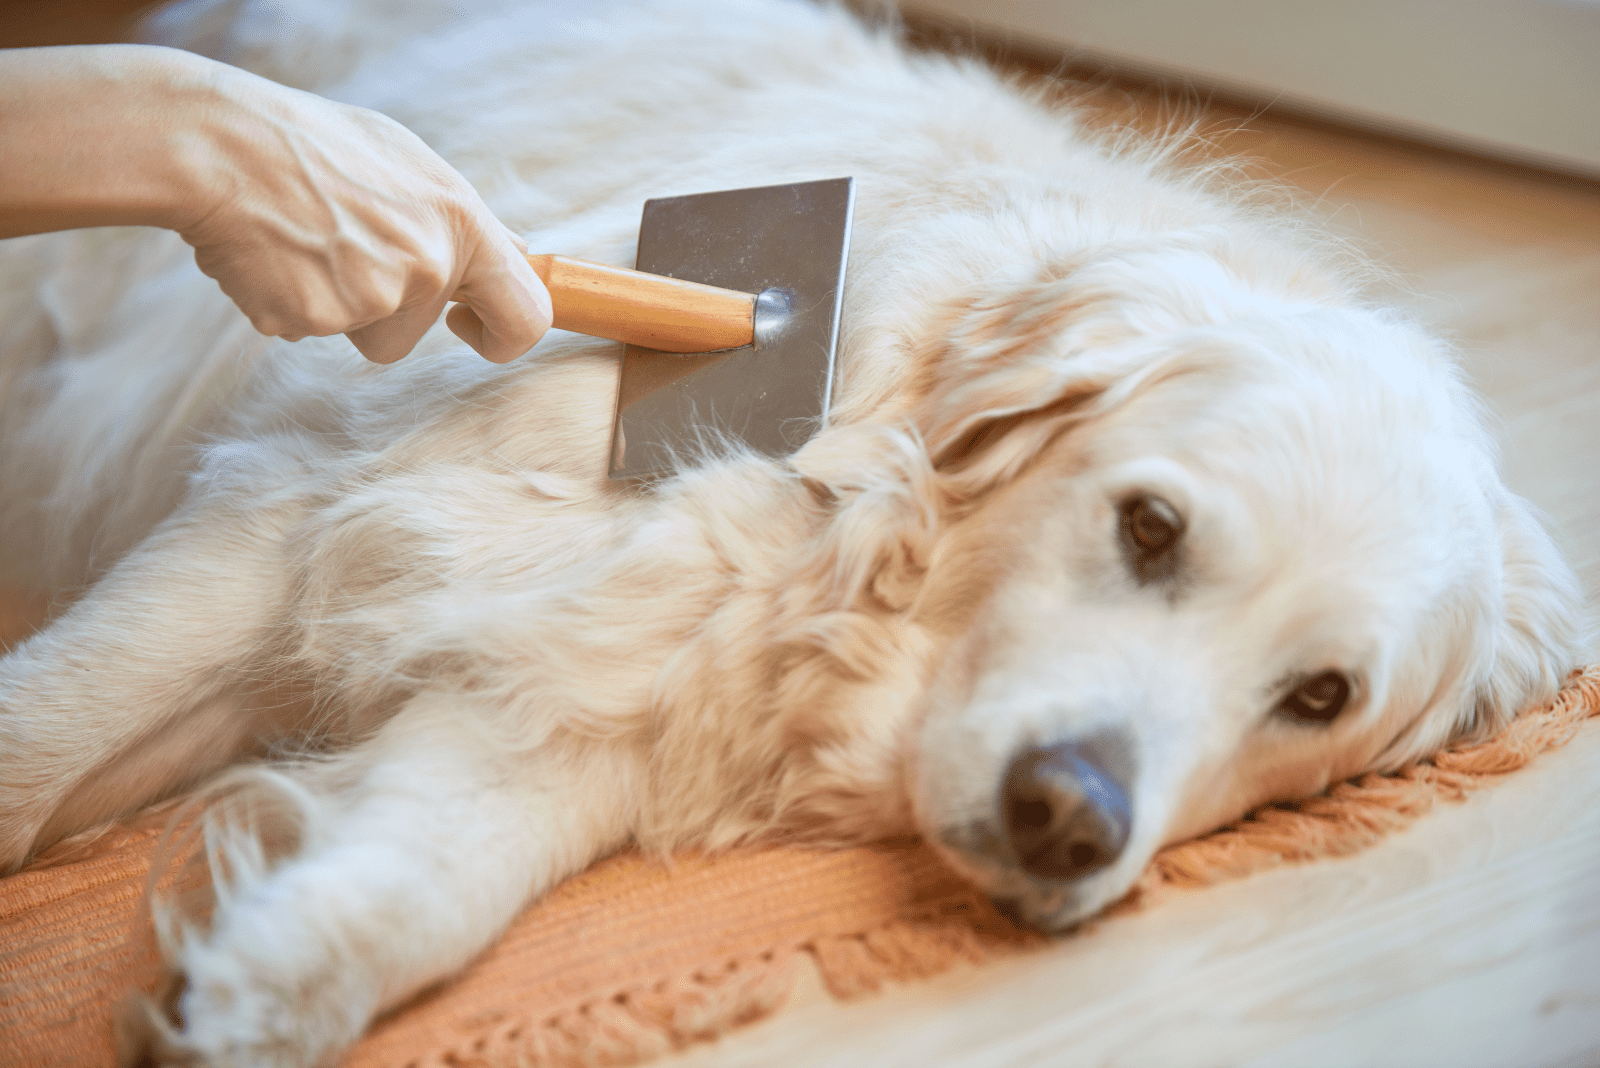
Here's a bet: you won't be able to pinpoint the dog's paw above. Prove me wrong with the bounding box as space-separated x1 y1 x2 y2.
116 980 202 1068
117 920 381 1068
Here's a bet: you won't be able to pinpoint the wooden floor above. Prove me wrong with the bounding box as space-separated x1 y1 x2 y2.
5 9 1599 1068
665 49 1600 1068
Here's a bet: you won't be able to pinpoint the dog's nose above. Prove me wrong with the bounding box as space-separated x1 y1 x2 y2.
1002 739 1132 880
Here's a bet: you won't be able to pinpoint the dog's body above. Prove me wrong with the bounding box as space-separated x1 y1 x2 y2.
0 0 1584 1064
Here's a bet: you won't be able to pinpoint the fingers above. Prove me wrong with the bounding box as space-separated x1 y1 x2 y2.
445 303 487 354
448 233 553 363
346 295 450 365
357 227 548 365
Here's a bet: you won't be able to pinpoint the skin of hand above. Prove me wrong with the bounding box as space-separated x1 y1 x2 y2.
0 44 551 364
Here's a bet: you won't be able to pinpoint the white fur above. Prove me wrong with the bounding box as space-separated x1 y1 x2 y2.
0 1 1583 1064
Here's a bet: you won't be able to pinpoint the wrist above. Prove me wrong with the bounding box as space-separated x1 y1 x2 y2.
131 47 244 234
0 44 244 238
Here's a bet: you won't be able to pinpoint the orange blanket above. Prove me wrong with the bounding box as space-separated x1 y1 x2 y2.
3 667 1596 1068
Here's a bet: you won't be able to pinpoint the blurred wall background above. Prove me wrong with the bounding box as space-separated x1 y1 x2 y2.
903 0 1600 180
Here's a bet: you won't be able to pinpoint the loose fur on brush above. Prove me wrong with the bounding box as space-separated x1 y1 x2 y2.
0 1 1584 1065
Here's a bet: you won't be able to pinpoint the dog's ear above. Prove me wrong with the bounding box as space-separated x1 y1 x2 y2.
912 272 1144 487
1461 491 1586 741
912 233 1315 493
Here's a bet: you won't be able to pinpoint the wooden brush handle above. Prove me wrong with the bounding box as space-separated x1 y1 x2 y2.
526 254 756 353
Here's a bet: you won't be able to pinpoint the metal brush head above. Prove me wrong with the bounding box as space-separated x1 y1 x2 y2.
608 177 854 479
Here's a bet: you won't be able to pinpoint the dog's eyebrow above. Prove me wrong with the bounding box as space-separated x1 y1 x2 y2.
1265 669 1307 697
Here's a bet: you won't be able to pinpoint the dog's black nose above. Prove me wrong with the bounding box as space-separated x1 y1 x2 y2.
1002 739 1132 880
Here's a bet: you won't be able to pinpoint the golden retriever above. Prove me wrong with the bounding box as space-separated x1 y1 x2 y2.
0 0 1582 1063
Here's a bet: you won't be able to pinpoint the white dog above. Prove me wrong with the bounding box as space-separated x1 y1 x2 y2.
0 0 1583 1064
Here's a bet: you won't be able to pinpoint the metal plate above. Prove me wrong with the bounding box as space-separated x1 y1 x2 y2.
608 177 854 479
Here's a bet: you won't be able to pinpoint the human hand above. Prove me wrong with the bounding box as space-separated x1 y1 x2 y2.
176 64 551 363
0 45 549 363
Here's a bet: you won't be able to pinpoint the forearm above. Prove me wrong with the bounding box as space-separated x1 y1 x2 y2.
0 44 228 238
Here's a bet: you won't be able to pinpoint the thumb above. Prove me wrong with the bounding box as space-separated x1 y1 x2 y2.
449 240 552 363
446 302 488 355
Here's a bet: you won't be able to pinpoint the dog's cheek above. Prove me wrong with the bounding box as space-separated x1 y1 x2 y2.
1472 492 1585 735
905 628 1001 837
1153 709 1343 847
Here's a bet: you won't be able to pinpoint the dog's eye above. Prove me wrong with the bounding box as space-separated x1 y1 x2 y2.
1125 496 1182 553
1119 495 1184 584
1276 671 1351 724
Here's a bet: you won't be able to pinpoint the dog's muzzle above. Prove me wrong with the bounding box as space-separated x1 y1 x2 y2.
1001 737 1132 880
929 722 1139 930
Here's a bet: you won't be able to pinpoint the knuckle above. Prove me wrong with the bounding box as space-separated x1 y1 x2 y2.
410 262 452 298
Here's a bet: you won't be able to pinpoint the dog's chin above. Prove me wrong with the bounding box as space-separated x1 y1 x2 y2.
924 822 1145 933
987 880 1126 933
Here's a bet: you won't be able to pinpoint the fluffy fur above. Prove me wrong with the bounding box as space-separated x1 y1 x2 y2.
0 0 1583 1064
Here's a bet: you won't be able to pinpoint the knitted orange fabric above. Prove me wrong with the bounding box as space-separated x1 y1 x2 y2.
2 666 1595 1068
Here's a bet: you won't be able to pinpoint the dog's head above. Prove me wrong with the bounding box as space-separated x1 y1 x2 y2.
798 233 1583 930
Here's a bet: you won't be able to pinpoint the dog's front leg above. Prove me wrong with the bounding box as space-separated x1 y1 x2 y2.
0 491 303 869
131 689 638 1068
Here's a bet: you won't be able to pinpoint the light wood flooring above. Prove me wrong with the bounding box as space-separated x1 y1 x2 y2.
4 8 1598 1067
